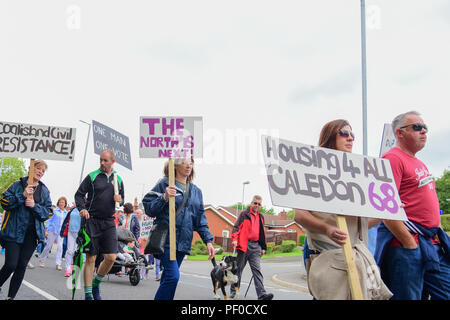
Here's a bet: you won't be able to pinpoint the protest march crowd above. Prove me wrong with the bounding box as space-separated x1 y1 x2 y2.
0 111 449 301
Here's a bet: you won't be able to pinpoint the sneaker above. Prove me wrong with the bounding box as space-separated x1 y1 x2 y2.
145 265 153 270
85 295 93 301
155 275 161 281
56 265 62 271
258 293 274 300
64 270 71 277
39 262 45 268
27 262 35 269
92 286 102 300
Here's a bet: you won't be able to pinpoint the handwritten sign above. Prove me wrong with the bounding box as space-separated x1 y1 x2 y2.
139 117 203 159
379 123 396 157
261 135 407 221
140 215 154 239
0 121 76 161
92 120 132 170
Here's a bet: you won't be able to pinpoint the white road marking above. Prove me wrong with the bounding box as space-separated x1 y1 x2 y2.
22 280 59 300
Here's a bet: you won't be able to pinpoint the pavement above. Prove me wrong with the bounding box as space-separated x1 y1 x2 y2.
271 267 311 294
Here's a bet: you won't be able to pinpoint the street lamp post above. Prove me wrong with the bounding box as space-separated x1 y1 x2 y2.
79 120 91 185
242 181 250 211
360 0 368 156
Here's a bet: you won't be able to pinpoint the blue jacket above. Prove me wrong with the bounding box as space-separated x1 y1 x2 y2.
47 207 67 234
60 206 81 236
142 177 213 255
375 221 450 273
0 177 52 245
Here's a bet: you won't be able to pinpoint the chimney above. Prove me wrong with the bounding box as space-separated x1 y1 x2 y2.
278 210 287 220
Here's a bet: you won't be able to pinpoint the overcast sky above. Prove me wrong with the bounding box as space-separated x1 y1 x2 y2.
1 1 449 213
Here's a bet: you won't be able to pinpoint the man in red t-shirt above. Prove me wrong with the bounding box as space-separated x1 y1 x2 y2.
230 195 273 300
375 111 450 300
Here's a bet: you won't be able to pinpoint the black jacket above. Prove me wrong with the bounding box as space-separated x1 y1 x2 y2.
75 169 124 220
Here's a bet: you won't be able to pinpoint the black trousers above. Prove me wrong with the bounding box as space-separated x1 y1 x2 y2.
0 228 38 299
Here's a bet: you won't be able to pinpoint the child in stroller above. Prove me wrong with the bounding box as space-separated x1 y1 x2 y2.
109 228 148 286
116 238 136 265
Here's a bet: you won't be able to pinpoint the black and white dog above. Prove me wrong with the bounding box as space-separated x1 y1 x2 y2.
210 255 239 300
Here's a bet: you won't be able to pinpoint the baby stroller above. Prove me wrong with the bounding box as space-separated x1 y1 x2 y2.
108 228 145 286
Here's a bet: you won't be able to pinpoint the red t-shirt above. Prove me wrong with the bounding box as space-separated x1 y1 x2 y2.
248 207 260 242
383 147 440 229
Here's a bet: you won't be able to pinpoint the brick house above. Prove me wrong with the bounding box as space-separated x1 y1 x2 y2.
192 205 305 249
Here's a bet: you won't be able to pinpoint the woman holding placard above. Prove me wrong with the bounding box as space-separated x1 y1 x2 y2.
0 160 53 300
142 158 215 300
294 120 392 300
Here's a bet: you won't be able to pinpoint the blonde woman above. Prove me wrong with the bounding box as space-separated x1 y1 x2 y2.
0 160 52 300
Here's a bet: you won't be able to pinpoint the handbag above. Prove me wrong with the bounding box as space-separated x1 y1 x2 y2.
144 183 191 255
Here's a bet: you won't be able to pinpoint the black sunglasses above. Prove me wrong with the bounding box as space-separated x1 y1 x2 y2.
400 123 428 132
253 202 261 206
338 129 355 140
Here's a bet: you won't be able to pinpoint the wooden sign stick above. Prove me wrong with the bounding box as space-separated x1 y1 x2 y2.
27 159 35 199
335 215 364 300
168 158 176 261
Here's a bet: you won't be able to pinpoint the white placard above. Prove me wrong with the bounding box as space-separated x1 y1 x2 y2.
0 121 76 161
379 123 396 157
140 215 154 239
262 135 407 221
139 116 203 159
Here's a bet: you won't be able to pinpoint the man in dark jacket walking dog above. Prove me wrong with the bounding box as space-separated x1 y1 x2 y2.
230 195 273 300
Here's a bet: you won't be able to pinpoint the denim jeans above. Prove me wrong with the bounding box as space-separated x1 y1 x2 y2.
154 247 185 300
384 244 450 300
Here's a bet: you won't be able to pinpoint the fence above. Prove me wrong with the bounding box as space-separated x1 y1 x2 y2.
214 236 234 253
214 231 298 252
265 231 298 245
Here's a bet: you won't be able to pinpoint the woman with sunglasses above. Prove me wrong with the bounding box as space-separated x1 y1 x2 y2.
294 119 392 300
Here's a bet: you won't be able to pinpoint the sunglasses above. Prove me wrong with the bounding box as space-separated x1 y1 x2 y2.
338 129 355 140
253 202 262 206
400 123 428 132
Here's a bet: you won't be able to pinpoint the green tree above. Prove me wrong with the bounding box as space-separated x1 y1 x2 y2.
229 203 276 215
0 157 27 213
435 169 450 214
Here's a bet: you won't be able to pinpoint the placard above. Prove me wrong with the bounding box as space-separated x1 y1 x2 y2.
92 120 132 170
139 116 203 159
379 123 396 157
139 215 154 239
261 135 407 221
0 121 76 161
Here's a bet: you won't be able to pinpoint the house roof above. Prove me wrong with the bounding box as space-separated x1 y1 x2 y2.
204 205 236 226
205 205 303 230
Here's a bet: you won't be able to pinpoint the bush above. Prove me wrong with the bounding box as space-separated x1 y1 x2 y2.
278 240 296 253
298 234 306 247
265 242 276 255
190 240 209 255
441 214 450 232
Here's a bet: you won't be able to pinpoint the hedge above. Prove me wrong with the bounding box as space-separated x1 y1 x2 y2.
441 214 450 232
274 240 296 253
